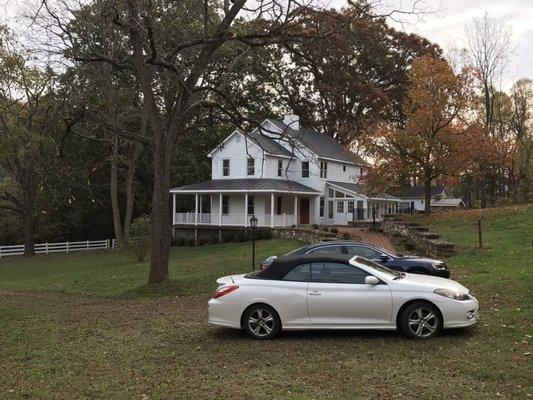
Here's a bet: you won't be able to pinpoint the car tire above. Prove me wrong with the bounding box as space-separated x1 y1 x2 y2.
399 301 442 339
242 304 281 340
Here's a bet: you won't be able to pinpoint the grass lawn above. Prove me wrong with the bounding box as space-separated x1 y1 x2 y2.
1 207 532 399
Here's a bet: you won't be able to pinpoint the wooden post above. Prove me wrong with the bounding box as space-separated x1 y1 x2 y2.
244 193 248 227
477 219 483 249
194 194 198 226
219 193 223 226
294 194 298 226
270 193 274 228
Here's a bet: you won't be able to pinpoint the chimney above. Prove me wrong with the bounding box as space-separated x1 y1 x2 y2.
283 113 299 130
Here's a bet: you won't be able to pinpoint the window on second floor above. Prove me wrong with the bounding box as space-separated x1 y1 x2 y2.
343 165 347 172
320 161 328 178
222 159 230 176
277 160 283 177
301 161 309 178
247 158 255 176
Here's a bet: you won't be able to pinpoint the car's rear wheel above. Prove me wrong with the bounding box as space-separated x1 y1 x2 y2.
400 302 442 339
242 304 281 340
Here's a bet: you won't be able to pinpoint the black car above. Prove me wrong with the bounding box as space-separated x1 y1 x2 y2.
261 241 450 278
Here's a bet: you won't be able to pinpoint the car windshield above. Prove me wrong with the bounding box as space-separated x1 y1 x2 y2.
352 256 399 277
285 245 311 256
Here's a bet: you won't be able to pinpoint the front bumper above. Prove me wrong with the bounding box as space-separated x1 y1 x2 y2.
442 296 480 329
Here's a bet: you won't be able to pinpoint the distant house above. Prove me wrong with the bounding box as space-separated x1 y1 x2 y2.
398 185 464 212
170 114 402 228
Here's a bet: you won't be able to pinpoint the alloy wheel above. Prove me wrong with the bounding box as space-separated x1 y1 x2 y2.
408 307 438 338
247 308 275 337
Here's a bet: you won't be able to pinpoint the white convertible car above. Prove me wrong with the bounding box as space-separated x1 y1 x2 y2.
208 254 479 340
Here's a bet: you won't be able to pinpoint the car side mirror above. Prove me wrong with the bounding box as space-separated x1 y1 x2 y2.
365 276 379 285
379 254 389 262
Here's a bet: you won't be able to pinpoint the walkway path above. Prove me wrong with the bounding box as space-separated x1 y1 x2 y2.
336 227 395 253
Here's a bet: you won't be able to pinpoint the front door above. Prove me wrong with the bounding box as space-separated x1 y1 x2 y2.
307 261 392 326
333 200 346 225
300 198 310 224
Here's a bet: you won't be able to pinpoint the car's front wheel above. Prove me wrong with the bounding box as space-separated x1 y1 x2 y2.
242 304 281 340
399 302 442 339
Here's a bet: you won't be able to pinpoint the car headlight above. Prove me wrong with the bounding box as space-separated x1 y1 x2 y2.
434 288 470 301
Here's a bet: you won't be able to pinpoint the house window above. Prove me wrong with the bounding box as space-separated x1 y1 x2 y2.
328 188 334 198
337 202 344 213
247 158 255 176
301 161 309 178
328 201 333 218
276 196 282 214
222 196 229 214
222 159 230 176
343 165 346 172
319 197 325 217
335 191 345 198
320 161 328 178
277 160 283 177
347 201 354 213
247 195 255 215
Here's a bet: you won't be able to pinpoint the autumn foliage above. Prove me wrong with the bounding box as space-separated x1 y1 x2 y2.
363 55 510 213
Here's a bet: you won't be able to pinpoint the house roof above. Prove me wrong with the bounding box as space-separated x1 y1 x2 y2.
327 181 364 194
399 185 446 198
431 198 464 207
248 130 294 157
267 119 367 165
171 179 320 194
326 181 399 201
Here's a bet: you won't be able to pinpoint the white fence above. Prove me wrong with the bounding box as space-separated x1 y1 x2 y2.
0 239 115 258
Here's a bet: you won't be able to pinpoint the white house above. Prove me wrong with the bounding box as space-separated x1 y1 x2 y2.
171 115 402 228
398 186 465 212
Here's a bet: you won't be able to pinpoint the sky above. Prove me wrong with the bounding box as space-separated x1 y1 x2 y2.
338 0 533 90
1 0 532 90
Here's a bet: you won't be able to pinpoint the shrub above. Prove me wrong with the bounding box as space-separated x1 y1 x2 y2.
128 215 151 262
321 226 329 232
312 224 319 229
330 227 338 234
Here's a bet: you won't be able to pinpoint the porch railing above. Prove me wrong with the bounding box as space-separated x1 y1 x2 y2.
174 212 296 227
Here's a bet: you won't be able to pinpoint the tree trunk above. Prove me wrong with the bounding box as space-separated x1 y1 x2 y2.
424 174 432 215
110 135 124 244
22 206 35 256
123 142 142 242
148 139 172 283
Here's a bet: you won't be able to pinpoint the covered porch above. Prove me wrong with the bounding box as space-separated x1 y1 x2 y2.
323 181 401 225
171 179 320 228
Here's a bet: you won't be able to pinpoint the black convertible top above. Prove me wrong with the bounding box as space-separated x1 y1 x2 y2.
252 254 354 280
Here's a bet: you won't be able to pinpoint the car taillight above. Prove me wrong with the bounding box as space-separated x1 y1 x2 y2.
213 285 239 299
260 263 269 270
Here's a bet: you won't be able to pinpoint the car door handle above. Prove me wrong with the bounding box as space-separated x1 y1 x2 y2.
309 290 322 296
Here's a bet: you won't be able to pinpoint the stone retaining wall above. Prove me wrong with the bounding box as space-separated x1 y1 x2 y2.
272 227 361 244
382 217 454 258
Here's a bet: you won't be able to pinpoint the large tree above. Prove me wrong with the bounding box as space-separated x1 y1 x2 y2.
363 55 474 214
37 0 335 282
0 27 60 255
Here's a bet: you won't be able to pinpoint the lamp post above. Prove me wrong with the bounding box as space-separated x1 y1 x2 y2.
250 215 258 271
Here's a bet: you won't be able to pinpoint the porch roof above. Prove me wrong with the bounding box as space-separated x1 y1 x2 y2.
327 181 400 201
171 179 320 194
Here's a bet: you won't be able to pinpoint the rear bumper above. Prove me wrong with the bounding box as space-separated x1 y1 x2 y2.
207 298 242 329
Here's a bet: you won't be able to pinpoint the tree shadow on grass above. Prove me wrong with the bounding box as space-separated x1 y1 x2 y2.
119 279 181 299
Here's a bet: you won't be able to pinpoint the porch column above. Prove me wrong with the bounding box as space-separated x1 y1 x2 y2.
172 193 176 225
218 193 222 226
294 194 298 226
270 193 274 228
194 193 198 226
244 193 248 227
